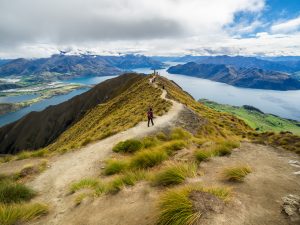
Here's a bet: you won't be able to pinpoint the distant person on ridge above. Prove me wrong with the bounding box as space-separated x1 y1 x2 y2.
147 107 154 127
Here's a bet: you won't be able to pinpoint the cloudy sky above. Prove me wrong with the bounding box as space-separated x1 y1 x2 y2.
1 0 300 58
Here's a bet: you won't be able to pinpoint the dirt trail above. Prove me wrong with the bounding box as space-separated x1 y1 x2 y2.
194 142 300 225
24 79 184 225
40 142 300 225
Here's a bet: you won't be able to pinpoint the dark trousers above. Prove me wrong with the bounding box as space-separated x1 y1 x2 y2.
148 117 154 127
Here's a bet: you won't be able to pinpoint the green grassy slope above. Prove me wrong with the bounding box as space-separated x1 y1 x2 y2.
200 99 300 135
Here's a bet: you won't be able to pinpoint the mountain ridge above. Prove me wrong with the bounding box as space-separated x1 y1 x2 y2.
0 54 165 79
197 55 300 73
0 73 143 154
167 62 300 90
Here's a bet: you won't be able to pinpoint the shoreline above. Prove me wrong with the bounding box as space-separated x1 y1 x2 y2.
0 84 88 116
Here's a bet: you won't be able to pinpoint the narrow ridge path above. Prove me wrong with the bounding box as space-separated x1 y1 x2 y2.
28 78 184 225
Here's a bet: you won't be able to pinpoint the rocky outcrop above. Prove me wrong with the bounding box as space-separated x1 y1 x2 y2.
282 194 300 222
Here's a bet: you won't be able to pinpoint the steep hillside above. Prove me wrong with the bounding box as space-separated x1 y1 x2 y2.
1 73 299 158
157 76 252 138
167 62 300 90
44 74 255 155
0 74 144 154
44 76 172 153
156 76 299 154
200 99 300 135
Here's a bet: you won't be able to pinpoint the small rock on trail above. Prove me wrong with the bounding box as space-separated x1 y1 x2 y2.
282 194 300 223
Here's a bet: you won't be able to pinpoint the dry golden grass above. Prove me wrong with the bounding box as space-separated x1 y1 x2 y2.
156 183 231 225
223 165 252 182
248 131 300 154
157 76 252 139
43 76 171 153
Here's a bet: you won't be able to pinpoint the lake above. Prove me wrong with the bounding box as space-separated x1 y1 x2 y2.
133 62 300 121
62 76 117 85
0 88 90 127
0 75 116 127
0 65 300 127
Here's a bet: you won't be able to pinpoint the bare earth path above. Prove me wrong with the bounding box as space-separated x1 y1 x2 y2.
194 142 300 225
26 82 184 225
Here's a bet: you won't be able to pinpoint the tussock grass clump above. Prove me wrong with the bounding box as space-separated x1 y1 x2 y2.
200 186 231 201
69 178 101 194
119 170 147 186
0 181 36 204
214 140 239 156
195 150 213 162
113 139 143 153
156 132 169 141
101 170 147 195
157 184 231 225
0 203 48 225
0 156 13 164
152 163 197 186
191 138 207 147
29 149 49 158
130 149 168 169
105 178 124 194
142 136 160 149
81 138 92 147
74 193 92 206
162 140 187 154
14 149 49 162
157 187 200 225
223 166 252 182
16 152 31 161
213 145 232 156
195 140 240 162
104 159 128 176
170 128 192 140
70 170 147 196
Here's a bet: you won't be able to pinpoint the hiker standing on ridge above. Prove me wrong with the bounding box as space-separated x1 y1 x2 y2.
147 107 154 127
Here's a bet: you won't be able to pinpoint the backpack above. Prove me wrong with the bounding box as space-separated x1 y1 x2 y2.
147 111 153 118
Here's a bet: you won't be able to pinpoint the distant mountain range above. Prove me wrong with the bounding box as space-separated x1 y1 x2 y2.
0 59 12 66
152 55 300 73
167 62 300 90
196 55 300 73
151 55 209 63
98 54 165 70
0 54 165 79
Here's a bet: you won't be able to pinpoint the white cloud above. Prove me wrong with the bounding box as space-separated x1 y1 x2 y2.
3 0 299 58
271 15 300 33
